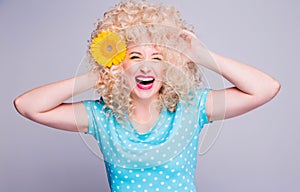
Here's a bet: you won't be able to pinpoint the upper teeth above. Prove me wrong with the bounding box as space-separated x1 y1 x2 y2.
136 77 154 82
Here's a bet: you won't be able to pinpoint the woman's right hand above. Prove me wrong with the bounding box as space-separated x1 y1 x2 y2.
14 71 99 132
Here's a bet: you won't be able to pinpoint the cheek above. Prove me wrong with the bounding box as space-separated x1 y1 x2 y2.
123 60 140 73
123 62 135 77
123 63 137 87
122 60 131 71
153 64 165 80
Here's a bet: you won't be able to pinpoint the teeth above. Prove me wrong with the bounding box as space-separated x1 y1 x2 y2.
136 77 154 82
136 77 155 85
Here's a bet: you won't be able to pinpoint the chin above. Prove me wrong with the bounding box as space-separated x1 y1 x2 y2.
131 83 162 101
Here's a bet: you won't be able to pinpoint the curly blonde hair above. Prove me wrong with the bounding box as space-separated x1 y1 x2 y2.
86 0 204 122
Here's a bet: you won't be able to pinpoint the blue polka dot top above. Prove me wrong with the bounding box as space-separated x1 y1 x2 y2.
83 88 211 192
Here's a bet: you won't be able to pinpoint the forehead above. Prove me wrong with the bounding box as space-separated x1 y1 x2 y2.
126 44 162 54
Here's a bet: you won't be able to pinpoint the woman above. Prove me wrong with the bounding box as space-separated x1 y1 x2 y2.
14 0 280 191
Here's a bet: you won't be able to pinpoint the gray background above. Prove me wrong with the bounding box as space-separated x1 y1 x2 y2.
1 0 299 191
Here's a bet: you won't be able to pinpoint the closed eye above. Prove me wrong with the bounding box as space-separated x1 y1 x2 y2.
152 55 163 61
129 53 142 60
130 55 141 59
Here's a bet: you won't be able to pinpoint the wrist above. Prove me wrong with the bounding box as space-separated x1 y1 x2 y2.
87 71 100 88
74 71 99 93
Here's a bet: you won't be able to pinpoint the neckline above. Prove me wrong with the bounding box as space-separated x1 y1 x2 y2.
130 107 166 136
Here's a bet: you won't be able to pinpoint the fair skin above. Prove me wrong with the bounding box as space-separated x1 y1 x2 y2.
123 45 164 133
14 33 280 134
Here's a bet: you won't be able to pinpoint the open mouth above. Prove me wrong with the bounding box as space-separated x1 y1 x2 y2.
135 76 155 90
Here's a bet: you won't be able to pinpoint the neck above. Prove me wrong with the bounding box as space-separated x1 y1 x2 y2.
131 95 161 124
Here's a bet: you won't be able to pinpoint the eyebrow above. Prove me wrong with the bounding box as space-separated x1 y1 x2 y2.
152 53 162 56
128 51 162 56
129 51 142 55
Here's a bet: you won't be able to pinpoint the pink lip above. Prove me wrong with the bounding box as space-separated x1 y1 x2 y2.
136 83 153 90
135 75 155 90
135 75 155 79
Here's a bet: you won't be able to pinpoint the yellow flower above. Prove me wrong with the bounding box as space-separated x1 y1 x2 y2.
90 30 127 67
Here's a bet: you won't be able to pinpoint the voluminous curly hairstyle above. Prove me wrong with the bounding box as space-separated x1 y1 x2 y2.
87 0 204 122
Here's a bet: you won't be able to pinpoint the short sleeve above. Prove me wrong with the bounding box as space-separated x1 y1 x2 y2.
82 100 105 141
196 88 212 127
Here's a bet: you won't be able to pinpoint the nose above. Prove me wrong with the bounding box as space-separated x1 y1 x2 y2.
140 65 151 74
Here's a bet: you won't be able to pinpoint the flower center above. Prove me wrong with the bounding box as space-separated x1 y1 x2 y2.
106 45 113 52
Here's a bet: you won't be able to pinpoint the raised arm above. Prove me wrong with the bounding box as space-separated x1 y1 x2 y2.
205 51 281 121
182 31 280 121
14 71 99 132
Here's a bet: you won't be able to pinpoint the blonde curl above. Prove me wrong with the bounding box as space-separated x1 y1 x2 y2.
86 0 204 122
